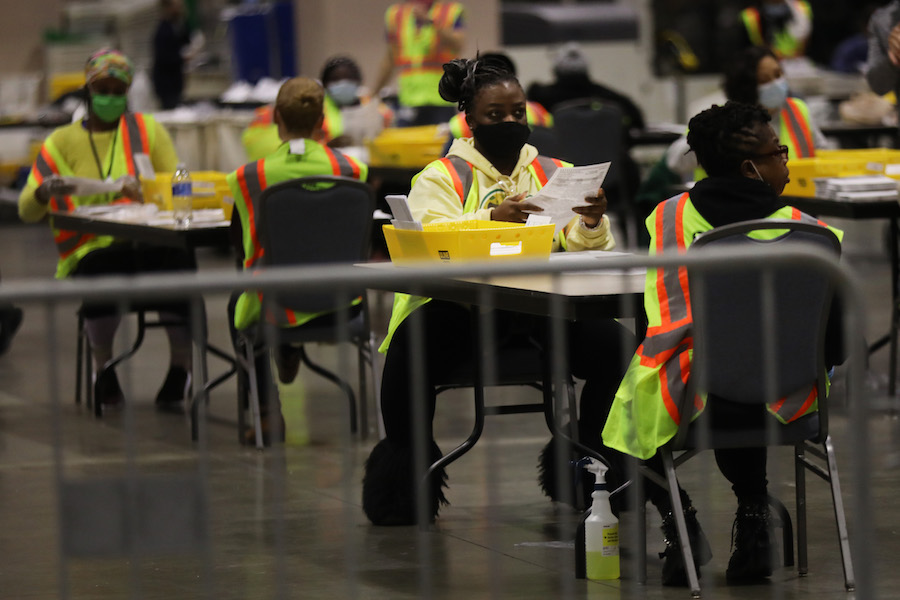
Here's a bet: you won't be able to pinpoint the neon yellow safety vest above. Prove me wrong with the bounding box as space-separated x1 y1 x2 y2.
741 1 812 59
447 102 554 139
380 153 569 352
385 1 464 107
29 112 159 278
602 192 839 459
227 140 368 330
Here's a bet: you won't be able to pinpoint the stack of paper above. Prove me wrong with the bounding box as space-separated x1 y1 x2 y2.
815 176 898 202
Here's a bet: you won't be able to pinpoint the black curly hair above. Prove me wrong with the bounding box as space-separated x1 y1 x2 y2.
723 46 777 106
320 55 362 86
438 55 520 114
687 101 773 177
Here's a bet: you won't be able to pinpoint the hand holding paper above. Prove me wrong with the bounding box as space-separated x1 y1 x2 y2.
524 163 611 233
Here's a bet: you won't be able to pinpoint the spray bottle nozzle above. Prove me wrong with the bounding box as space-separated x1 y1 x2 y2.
577 456 609 491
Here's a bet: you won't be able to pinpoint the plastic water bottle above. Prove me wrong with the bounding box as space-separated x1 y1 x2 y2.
582 457 620 580
171 163 193 228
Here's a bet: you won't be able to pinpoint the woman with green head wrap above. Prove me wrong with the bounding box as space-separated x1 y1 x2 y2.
18 48 195 411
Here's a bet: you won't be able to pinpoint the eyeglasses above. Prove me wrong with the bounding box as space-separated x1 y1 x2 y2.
753 144 789 161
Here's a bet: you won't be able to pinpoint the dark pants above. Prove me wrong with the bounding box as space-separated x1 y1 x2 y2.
380 299 633 449
71 243 196 318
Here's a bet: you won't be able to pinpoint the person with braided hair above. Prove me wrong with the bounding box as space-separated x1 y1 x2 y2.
603 101 844 586
362 55 633 526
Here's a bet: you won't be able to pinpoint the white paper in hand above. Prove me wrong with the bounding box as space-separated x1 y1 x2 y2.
525 163 610 233
60 176 125 196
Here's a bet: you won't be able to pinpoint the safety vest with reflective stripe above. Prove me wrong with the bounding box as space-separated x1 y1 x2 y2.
31 113 157 278
380 152 568 352
447 102 554 139
601 192 839 460
779 97 815 160
741 1 812 59
228 139 369 330
385 1 464 107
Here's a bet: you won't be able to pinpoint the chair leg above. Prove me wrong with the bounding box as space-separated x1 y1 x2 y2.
244 341 264 450
823 436 855 591
795 443 809 576
75 313 84 406
661 450 701 598
299 346 357 435
356 340 368 440
767 494 795 567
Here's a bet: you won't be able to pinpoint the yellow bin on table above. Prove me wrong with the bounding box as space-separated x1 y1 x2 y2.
383 221 556 264
140 171 234 219
783 148 900 197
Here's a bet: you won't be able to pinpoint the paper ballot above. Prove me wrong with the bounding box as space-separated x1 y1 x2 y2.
385 194 423 231
525 162 610 233
60 176 125 196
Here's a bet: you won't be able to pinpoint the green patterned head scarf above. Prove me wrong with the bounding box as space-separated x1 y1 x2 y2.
85 48 134 87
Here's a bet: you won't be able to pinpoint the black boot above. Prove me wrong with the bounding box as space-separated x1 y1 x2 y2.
660 506 714 587
362 438 448 526
726 498 774 583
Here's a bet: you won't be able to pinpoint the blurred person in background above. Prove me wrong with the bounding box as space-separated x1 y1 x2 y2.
152 0 202 109
242 56 392 161
634 46 824 246
373 0 465 126
864 0 900 116
727 0 812 61
18 48 194 410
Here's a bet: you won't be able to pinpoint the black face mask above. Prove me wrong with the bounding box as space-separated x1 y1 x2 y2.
472 121 531 159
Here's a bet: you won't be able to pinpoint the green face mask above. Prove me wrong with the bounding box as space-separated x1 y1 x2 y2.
91 94 128 123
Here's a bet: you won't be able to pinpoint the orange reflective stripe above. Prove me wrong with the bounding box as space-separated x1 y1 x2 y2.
251 106 274 127
782 98 815 158
237 161 266 267
322 146 360 178
439 157 465 205
742 8 764 46
530 156 549 186
322 146 342 175
674 193 692 321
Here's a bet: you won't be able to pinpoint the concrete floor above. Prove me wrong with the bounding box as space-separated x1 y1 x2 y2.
0 220 898 599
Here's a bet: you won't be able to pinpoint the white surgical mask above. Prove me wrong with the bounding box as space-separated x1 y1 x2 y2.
757 77 789 110
326 80 359 106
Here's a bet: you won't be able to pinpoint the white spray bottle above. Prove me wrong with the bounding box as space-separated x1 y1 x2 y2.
582 457 620 580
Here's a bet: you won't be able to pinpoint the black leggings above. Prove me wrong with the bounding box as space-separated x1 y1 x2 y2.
380 299 634 448
71 243 196 318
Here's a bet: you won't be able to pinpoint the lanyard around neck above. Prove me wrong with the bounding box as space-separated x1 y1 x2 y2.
88 125 119 181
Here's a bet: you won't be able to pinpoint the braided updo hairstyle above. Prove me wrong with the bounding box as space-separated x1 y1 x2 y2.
687 101 772 177
438 55 520 115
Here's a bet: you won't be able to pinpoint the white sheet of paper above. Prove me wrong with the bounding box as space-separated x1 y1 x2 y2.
61 176 125 196
525 213 552 227
525 163 610 233
386 194 423 230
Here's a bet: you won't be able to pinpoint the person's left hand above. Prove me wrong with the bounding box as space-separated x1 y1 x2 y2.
117 175 144 203
888 23 900 66
572 187 607 228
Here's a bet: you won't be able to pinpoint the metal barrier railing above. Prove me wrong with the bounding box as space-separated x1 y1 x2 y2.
0 247 876 599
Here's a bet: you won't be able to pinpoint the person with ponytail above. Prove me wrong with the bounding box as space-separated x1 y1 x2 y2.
18 48 194 411
362 55 634 526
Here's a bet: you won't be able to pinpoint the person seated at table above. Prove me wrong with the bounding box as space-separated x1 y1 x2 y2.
227 76 369 444
362 55 633 526
633 46 826 247
602 101 844 586
723 0 813 61
241 56 392 162
17 48 195 411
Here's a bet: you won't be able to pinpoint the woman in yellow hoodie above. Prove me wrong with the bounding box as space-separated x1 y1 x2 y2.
362 55 633 526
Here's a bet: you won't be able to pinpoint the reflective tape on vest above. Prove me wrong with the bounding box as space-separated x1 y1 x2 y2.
781 98 815 159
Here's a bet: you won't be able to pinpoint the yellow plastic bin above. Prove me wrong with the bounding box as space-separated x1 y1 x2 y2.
366 125 448 168
783 149 896 197
383 221 555 264
140 171 234 219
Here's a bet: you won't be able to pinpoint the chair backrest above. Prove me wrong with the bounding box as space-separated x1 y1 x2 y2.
687 219 840 404
551 98 625 187
527 125 560 158
257 175 375 314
